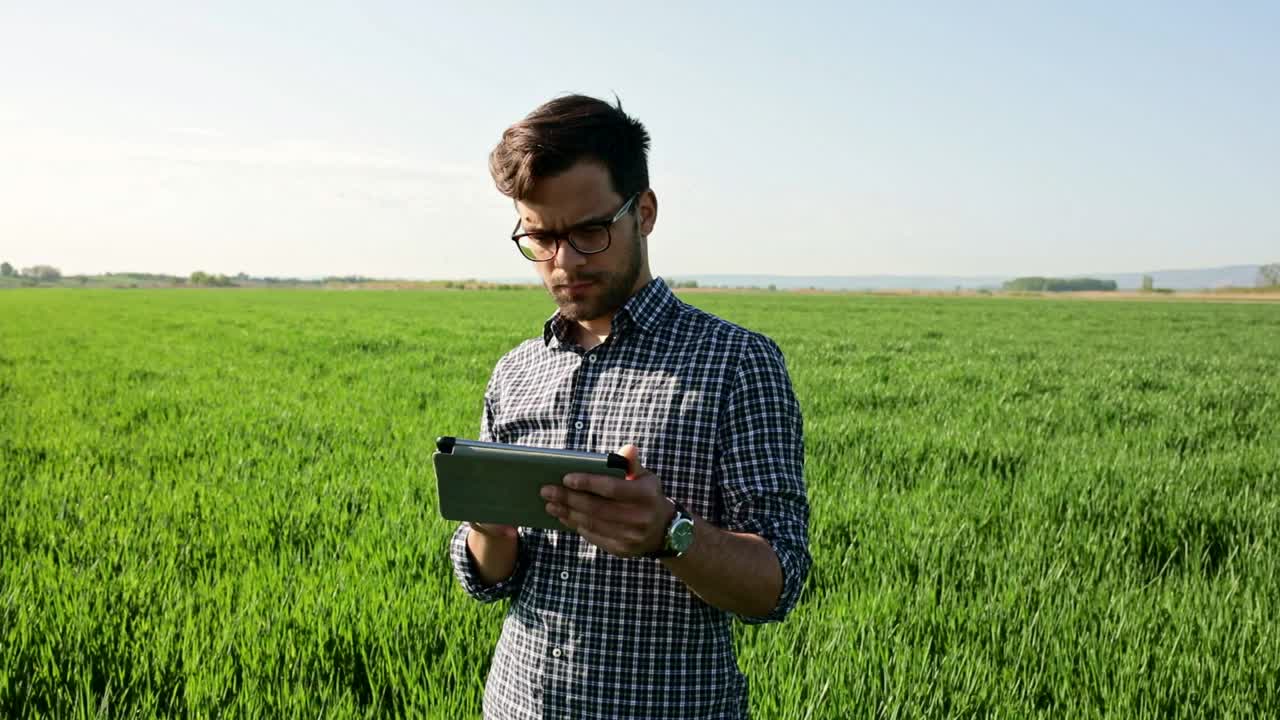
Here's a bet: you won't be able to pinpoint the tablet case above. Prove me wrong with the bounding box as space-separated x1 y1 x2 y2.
434 436 629 530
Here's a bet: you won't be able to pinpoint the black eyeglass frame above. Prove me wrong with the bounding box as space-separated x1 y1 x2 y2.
510 193 641 262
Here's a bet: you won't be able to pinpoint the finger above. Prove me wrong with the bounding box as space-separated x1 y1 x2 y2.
556 490 651 528
578 522 654 558
545 501 571 526
550 504 645 548
545 501 584 532
616 444 641 480
576 527 630 558
563 472 650 501
553 488 604 517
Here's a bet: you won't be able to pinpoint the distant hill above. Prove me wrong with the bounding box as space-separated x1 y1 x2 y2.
1086 265 1263 291
666 265 1265 292
664 274 1007 291
4 264 1266 292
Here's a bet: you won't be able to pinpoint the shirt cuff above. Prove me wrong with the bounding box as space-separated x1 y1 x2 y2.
448 523 524 603
731 522 810 625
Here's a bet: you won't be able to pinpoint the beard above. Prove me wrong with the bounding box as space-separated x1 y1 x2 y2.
547 233 644 322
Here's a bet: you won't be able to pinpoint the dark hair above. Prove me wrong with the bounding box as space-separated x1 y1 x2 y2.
489 94 651 201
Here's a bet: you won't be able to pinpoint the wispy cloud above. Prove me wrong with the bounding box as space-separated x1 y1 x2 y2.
166 127 226 139
133 137 488 183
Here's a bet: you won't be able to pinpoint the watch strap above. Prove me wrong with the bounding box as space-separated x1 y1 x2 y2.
645 500 690 559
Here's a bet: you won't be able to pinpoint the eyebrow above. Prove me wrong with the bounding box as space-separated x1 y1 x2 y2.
521 210 614 234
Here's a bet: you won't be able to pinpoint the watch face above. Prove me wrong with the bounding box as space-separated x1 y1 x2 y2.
670 518 695 553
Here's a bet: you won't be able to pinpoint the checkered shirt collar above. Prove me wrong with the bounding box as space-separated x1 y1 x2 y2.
542 277 676 348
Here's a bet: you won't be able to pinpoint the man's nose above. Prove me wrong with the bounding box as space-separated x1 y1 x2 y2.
553 238 586 268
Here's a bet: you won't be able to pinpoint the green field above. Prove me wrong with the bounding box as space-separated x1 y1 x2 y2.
2 289 1278 718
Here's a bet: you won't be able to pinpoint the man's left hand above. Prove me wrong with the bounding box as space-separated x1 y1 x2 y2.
541 444 673 558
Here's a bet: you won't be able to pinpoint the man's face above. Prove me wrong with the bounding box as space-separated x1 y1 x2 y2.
515 162 652 322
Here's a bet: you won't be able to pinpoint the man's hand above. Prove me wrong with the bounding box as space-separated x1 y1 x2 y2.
543 445 789 619
540 444 673 558
465 522 519 587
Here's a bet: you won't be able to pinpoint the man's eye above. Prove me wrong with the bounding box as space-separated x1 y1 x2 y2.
571 225 610 244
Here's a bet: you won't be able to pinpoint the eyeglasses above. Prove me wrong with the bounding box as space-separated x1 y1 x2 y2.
510 193 639 262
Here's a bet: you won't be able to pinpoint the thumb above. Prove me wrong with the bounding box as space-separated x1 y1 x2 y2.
616 444 642 480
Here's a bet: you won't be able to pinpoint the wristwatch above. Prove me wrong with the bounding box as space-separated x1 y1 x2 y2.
646 499 695 559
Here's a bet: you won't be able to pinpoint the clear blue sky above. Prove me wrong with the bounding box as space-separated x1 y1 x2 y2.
2 1 1276 279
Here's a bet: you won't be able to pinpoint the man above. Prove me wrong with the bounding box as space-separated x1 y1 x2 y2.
449 94 810 719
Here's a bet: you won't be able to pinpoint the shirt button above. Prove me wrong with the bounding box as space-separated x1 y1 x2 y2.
552 648 562 658
574 421 584 430
560 571 570 580
588 355 597 363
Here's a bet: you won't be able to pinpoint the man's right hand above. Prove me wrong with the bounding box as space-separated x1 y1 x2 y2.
466 522 519 586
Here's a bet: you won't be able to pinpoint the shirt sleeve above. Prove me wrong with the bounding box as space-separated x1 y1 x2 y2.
448 366 528 602
448 522 528 603
715 334 810 624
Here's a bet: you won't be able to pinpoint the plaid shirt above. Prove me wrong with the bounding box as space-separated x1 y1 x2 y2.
449 277 809 719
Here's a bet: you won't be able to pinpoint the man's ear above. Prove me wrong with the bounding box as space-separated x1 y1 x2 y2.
638 190 658 237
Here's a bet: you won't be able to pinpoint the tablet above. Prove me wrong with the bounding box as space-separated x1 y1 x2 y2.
433 436 629 530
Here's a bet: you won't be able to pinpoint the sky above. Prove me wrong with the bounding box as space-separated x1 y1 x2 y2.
1 1 1277 280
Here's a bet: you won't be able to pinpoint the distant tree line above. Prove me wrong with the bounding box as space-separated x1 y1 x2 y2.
105 272 182 282
189 271 236 287
1 263 62 282
1259 263 1280 289
1002 277 1117 292
28 265 63 281
19 264 1271 292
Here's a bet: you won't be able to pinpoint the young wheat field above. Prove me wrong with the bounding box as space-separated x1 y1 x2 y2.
1 288 1277 718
